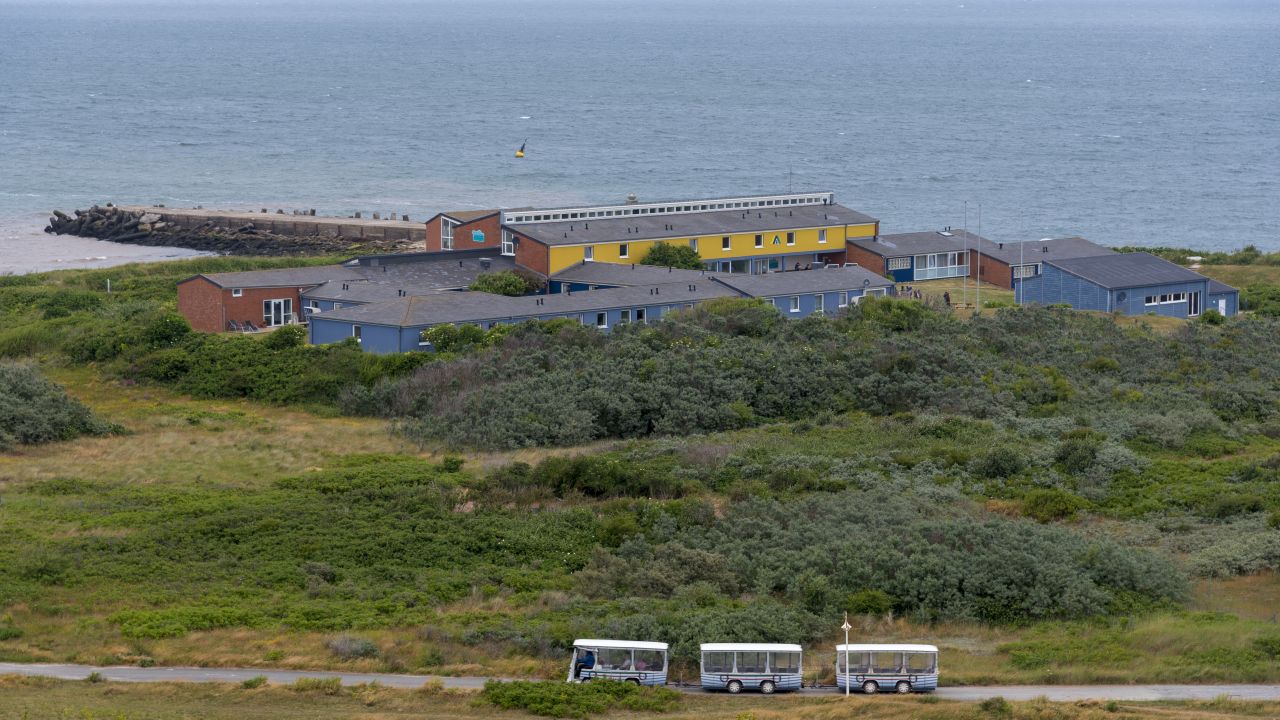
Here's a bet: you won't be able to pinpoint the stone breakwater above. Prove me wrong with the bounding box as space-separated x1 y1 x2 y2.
45 205 426 256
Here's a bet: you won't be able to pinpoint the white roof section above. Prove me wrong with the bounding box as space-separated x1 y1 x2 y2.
573 639 668 651
836 644 938 653
700 643 802 652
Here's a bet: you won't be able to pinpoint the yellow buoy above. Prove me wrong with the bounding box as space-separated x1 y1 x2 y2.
515 140 526 158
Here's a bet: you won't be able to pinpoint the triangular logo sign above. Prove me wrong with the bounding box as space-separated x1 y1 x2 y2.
772 235 781 245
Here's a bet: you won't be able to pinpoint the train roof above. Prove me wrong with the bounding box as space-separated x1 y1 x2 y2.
700 643 803 652
573 639 668 651
836 644 938 653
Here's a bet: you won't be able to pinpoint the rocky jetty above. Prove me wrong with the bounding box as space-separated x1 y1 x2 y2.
45 205 416 256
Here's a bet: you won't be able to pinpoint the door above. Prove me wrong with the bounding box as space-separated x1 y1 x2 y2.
1188 292 1200 317
1218 298 1227 315
263 299 292 326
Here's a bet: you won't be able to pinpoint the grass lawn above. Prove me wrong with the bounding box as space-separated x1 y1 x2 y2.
2 676 1279 720
1197 264 1280 289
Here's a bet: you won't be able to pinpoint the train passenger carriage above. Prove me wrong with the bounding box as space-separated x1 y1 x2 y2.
835 643 938 693
699 643 803 694
567 639 668 686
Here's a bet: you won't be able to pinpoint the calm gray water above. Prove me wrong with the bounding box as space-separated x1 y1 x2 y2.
1 0 1277 273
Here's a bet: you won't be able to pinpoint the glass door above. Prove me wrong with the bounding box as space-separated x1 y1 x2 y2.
263 299 293 326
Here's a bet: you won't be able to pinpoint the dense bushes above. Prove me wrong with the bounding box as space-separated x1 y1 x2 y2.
378 302 1280 450
470 270 543 296
480 680 680 719
0 363 116 450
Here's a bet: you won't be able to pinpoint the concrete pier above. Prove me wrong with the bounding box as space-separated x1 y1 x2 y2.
118 206 426 244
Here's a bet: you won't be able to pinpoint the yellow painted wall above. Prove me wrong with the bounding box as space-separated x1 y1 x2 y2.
545 222 877 274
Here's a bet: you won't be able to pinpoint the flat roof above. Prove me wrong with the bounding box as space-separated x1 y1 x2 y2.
313 280 739 328
836 644 938 653
189 265 362 290
713 266 892 297
511 202 877 247
981 236 1115 265
573 639 668 651
700 643 803 653
303 256 517 301
1046 252 1210 291
849 229 982 257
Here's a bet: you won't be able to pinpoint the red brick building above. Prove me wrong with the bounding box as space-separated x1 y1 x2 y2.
176 266 359 332
970 236 1114 289
423 210 504 253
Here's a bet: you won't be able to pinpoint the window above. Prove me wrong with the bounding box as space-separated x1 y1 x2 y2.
703 652 733 673
906 653 937 673
418 329 431 346
887 257 911 271
872 653 902 673
789 296 800 313
1145 295 1158 306
635 308 647 324
837 653 871 674
722 236 731 251
786 231 795 246
1013 263 1040 279
754 234 764 248
584 246 594 262
1159 292 1187 304
839 292 849 308
736 652 767 674
352 325 362 343
619 243 629 259
770 652 800 674
441 219 455 250
619 309 631 324
818 229 827 244
815 294 825 313
231 288 243 297
595 312 608 329
689 238 698 252
501 229 515 256
597 648 632 670
634 650 664 671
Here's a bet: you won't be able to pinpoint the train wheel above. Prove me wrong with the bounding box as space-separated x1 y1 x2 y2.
862 680 879 694
627 678 641 686
896 681 912 694
760 680 776 694
727 680 743 694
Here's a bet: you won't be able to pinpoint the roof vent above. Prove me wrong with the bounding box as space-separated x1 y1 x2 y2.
938 231 954 237
998 242 1004 249
1042 246 1050 253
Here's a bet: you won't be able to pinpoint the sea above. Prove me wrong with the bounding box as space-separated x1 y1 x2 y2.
1 0 1277 274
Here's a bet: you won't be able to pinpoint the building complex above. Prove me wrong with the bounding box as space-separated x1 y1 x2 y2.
174 190 1239 353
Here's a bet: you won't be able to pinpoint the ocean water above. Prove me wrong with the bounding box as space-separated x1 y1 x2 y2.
1 0 1277 274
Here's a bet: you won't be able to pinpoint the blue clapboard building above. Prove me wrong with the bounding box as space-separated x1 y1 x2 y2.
1016 252 1238 319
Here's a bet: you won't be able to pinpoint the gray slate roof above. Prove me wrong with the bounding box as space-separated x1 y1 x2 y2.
314 281 739 328
713 266 892 297
192 265 362 289
849 229 982 257
1208 279 1238 294
1047 252 1210 290
512 202 877 247
194 253 515 296
551 262 725 286
980 236 1115 265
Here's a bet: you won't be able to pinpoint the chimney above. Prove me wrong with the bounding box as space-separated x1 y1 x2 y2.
998 242 1004 249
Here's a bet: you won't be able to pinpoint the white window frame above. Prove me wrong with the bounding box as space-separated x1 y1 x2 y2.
352 325 362 343
501 229 515 256
1144 295 1158 306
584 245 595 262
722 236 731 252
789 296 800 313
619 243 629 259
620 309 631 324
441 218 456 250
754 234 764 248
418 329 431 346
887 257 911 271
595 312 608 329
786 231 796 246
635 307 647 324
818 229 827 244
231 288 243 297
838 291 849 308
815 294 825 313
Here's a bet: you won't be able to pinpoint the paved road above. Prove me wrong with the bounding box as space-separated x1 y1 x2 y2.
2 663 1278 702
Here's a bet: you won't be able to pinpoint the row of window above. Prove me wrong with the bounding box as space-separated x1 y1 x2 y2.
775 292 857 313
1011 263 1042 279
585 230 828 261
1145 292 1187 306
441 218 457 250
582 648 665 671
506 195 830 224
835 652 937 674
703 651 800 674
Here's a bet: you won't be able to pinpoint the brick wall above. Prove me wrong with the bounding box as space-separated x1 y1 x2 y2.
973 253 1013 289
424 213 502 252
223 287 306 328
514 232 549 276
424 215 444 252
844 243 888 275
176 277 225 332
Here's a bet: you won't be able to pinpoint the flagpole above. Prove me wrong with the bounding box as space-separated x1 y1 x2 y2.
842 613 852 697
976 203 982 313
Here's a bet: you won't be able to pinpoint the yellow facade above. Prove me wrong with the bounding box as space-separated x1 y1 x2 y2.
544 222 877 275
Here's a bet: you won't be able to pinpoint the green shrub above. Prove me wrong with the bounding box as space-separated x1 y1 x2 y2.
262 324 306 349
0 363 116 450
978 696 1012 718
241 675 268 689
1198 309 1226 325
845 589 894 616
0 626 23 641
470 271 538 296
972 447 1026 479
480 680 680 719
639 242 702 270
1023 488 1085 523
326 634 379 660
291 677 343 695
1253 634 1280 660
37 289 103 318
86 672 105 684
